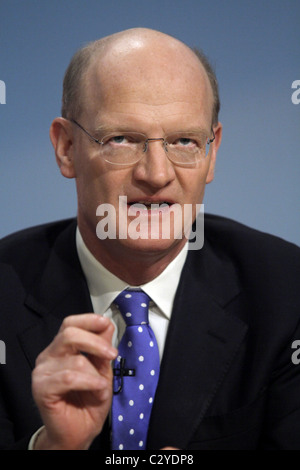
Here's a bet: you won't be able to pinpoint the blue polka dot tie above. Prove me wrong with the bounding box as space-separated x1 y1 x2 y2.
111 289 160 450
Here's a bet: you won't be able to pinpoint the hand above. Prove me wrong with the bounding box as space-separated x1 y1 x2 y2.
32 314 118 450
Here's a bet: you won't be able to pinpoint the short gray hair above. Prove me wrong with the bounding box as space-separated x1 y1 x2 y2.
61 39 104 119
193 48 220 126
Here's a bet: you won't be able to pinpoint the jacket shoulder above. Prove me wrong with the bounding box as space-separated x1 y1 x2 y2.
204 213 300 256
203 214 300 290
0 219 76 281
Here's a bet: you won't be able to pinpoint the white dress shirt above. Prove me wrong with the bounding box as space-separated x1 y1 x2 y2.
76 228 188 361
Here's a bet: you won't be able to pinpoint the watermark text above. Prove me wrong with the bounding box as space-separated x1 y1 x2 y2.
291 80 300 105
0 80 6 104
291 340 300 365
0 340 6 364
95 196 204 250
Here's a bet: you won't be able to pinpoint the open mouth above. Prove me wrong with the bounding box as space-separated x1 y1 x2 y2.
128 201 174 210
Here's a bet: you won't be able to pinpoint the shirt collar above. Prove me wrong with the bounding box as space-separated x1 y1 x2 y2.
76 227 188 319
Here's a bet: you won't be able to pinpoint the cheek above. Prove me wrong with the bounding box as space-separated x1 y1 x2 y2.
76 164 132 214
179 169 208 204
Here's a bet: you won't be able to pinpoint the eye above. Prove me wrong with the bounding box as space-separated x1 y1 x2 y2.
170 137 199 149
177 138 195 147
102 133 143 146
108 135 128 145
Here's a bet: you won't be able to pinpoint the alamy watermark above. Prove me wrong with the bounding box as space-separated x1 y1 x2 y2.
0 80 6 104
291 340 300 365
95 196 204 250
291 80 300 105
0 340 6 364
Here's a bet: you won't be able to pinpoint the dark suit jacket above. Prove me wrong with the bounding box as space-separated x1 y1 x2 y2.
0 215 300 450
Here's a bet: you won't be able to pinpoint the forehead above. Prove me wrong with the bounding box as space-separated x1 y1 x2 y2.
81 38 214 127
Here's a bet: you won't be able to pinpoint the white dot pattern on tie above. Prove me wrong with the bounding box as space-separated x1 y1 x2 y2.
111 289 160 450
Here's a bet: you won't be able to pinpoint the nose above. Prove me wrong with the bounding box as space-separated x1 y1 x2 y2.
132 139 176 189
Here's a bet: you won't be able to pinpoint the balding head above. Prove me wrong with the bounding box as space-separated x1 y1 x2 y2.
61 28 220 126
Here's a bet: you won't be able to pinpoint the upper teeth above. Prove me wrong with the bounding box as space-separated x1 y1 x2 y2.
134 201 170 205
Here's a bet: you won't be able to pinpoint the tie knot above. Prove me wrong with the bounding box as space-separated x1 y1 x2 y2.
114 290 150 326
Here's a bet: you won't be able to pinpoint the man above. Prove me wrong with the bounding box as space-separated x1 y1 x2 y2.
0 28 299 450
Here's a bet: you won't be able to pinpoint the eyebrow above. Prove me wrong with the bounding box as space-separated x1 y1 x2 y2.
94 124 211 136
94 124 137 135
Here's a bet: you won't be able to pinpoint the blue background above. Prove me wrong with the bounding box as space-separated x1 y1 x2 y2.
1 0 299 245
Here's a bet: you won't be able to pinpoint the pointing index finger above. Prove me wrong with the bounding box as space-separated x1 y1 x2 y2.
59 313 111 333
38 314 118 362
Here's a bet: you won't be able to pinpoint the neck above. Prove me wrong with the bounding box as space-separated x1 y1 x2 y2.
78 220 187 285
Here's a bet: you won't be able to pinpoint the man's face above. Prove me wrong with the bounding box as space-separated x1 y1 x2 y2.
55 39 221 262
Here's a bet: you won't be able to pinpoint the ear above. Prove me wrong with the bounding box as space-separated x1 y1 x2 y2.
206 122 222 184
49 117 76 179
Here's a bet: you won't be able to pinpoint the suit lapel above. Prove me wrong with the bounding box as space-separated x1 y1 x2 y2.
147 240 248 450
19 221 93 369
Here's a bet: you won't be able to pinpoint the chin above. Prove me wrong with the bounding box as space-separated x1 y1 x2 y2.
116 235 187 256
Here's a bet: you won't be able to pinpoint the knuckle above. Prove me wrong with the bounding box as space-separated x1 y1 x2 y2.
74 354 87 370
62 369 76 386
61 316 75 329
61 326 77 344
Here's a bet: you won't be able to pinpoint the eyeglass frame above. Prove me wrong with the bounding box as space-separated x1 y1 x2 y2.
69 118 216 166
